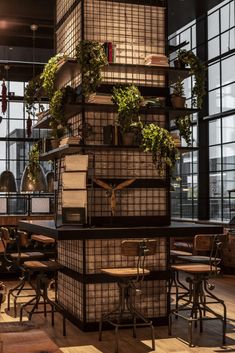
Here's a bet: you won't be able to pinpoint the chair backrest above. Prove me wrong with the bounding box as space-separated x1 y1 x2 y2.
16 231 29 248
121 239 157 257
0 227 11 249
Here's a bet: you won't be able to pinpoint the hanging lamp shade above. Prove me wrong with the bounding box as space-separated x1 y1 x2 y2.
46 171 54 193
20 164 47 192
0 170 17 192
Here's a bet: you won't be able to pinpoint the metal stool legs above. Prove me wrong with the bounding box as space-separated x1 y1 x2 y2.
99 280 155 353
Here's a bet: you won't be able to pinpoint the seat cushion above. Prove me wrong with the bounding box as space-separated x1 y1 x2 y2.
171 263 220 274
31 235 55 244
23 260 60 271
101 267 150 277
170 250 192 257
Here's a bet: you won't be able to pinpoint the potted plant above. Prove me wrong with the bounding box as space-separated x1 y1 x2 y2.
40 53 67 99
132 121 178 175
27 143 40 183
112 84 143 145
49 88 72 148
177 49 206 108
175 114 192 146
170 78 186 109
75 40 108 97
24 75 42 117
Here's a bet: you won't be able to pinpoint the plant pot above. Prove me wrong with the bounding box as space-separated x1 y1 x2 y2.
171 96 186 109
122 132 135 146
51 139 60 149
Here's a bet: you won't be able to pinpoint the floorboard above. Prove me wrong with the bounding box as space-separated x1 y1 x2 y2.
0 275 235 353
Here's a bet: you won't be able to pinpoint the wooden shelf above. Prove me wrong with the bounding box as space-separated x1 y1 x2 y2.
33 103 198 130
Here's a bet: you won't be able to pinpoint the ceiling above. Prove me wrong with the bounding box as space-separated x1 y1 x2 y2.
0 0 224 81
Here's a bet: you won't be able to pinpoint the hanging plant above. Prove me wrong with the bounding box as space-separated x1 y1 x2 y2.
177 49 206 109
49 88 72 139
24 75 42 117
1 79 7 114
27 143 40 183
175 115 192 146
40 53 67 99
132 121 179 175
112 84 143 136
75 40 108 97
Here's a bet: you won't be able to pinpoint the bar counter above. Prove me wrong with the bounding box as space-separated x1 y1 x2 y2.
19 220 223 331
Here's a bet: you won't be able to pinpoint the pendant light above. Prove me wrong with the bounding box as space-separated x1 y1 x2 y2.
20 164 47 192
0 170 17 192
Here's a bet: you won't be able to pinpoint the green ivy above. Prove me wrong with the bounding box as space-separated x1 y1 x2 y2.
40 53 67 99
132 121 179 175
27 143 40 183
175 115 192 146
112 84 143 135
76 40 108 97
177 49 206 108
24 76 42 116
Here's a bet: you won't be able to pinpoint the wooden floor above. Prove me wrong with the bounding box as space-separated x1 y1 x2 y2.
1 275 235 353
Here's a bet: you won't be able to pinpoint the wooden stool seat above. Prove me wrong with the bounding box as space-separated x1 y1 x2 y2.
177 255 217 263
101 267 150 277
23 260 60 272
31 235 55 244
172 263 220 274
10 251 44 259
170 249 192 257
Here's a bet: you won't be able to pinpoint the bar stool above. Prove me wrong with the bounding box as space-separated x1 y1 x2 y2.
0 228 45 317
99 239 157 353
169 234 227 347
19 259 66 336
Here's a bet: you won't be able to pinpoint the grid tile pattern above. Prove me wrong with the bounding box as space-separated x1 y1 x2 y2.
56 0 77 23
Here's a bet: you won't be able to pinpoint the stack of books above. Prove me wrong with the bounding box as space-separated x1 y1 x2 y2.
144 54 169 66
103 42 116 63
86 93 112 104
59 136 80 146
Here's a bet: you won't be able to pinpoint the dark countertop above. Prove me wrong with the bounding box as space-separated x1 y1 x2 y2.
18 220 224 240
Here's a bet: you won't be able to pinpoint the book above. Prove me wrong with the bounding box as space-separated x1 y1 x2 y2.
62 190 87 208
64 154 89 171
62 172 87 189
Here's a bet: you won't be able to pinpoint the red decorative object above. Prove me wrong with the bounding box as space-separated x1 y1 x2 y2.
1 79 7 114
27 115 32 137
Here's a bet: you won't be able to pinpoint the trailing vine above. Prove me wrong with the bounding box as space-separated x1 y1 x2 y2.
112 84 143 135
175 115 192 146
24 76 42 117
76 40 108 97
177 49 206 109
27 143 40 183
40 53 67 99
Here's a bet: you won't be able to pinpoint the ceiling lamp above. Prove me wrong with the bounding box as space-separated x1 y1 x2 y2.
46 171 54 193
20 164 47 192
0 170 17 192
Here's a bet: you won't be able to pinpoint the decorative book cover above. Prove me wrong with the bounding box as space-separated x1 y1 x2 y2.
62 190 87 207
62 172 87 189
64 154 89 171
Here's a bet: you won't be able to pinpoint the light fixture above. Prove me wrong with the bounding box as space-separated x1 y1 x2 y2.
20 164 47 192
0 170 17 192
46 171 54 193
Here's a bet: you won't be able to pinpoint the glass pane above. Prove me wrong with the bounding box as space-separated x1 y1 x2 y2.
9 102 24 119
221 29 235 54
221 55 235 85
209 89 221 115
208 62 220 90
223 170 235 196
9 119 24 135
0 117 7 138
222 115 235 143
209 119 221 145
208 37 220 60
222 82 235 112
221 2 234 32
208 11 220 39
210 198 221 220
10 81 24 96
209 146 221 171
223 143 235 170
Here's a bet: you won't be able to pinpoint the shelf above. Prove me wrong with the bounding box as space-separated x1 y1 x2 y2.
33 103 198 130
178 146 198 153
40 143 198 161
